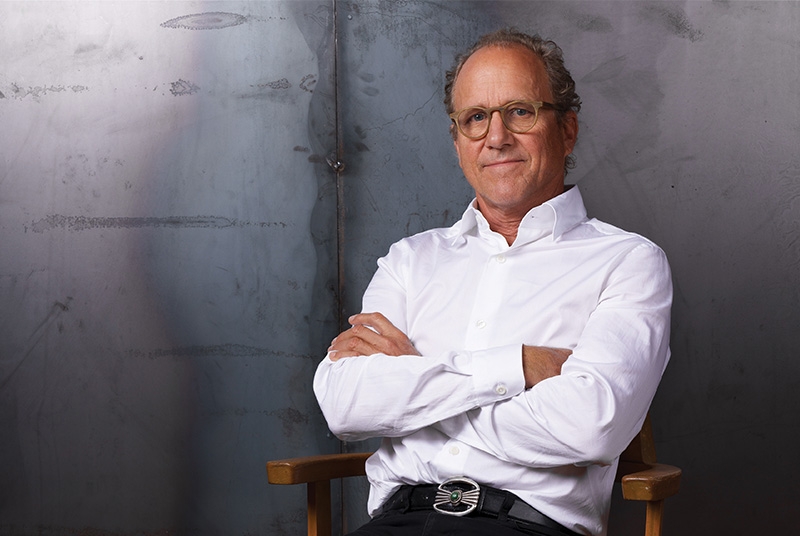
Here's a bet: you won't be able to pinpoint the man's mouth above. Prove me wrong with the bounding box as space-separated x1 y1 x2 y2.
482 159 523 168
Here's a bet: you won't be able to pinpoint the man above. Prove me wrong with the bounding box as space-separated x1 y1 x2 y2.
314 28 672 536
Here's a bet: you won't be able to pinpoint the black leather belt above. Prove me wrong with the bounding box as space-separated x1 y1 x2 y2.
378 477 579 536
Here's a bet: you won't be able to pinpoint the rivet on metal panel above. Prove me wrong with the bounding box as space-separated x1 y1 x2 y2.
326 153 345 173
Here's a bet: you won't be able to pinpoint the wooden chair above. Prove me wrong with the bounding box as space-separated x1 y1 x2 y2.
267 414 680 536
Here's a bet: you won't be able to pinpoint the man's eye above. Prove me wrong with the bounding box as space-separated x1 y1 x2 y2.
509 107 532 117
466 111 487 124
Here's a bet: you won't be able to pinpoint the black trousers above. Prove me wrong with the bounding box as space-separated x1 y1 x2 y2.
346 510 567 536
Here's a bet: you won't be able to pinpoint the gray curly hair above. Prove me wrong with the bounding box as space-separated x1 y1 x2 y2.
444 28 582 172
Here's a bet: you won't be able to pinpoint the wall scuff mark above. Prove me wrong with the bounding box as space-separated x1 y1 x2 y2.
170 79 199 96
160 12 248 30
27 215 288 233
261 78 292 90
5 83 89 100
128 344 313 360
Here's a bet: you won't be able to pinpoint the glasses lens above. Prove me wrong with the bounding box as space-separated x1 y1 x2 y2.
502 102 539 133
457 107 491 138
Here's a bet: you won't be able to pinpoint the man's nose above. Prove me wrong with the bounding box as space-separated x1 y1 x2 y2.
485 110 514 148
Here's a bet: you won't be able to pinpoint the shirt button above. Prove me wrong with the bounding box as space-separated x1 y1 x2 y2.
495 384 508 395
476 320 486 329
496 255 506 264
449 446 460 456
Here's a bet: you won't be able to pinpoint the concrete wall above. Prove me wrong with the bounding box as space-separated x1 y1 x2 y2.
1 1 798 535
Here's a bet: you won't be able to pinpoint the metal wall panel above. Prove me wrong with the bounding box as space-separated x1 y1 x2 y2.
2 1 799 535
1 1 338 534
337 2 800 534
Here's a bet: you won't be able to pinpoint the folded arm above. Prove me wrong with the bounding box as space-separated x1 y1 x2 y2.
328 312 569 388
314 241 672 468
315 312 573 447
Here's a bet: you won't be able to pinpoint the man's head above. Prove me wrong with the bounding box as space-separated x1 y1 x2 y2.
445 29 581 221
444 29 582 147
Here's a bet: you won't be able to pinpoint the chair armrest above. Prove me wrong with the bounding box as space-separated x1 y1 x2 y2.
267 452 371 485
620 462 682 501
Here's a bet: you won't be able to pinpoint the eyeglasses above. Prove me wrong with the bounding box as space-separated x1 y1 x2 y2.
449 100 560 140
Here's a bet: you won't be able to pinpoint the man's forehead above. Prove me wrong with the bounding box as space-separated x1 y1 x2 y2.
453 45 551 105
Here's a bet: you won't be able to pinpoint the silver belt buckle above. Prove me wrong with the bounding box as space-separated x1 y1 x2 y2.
433 477 481 516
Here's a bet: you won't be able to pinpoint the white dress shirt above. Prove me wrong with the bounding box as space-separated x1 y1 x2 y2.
314 186 672 535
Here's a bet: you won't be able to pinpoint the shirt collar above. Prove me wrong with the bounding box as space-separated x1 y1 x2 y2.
448 185 588 247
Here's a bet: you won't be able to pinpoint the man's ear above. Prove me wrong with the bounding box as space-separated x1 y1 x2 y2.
562 110 579 156
453 134 462 166
450 125 460 154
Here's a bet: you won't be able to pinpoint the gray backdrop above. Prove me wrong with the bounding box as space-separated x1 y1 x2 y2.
2 1 798 535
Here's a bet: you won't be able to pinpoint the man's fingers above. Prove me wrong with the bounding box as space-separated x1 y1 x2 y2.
348 312 403 337
328 350 359 362
327 312 420 357
348 322 390 350
329 330 379 356
349 315 419 356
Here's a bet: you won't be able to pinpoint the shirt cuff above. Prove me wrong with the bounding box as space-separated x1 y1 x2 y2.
469 343 526 404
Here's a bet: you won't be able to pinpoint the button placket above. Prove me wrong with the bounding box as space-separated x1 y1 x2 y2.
464 249 509 349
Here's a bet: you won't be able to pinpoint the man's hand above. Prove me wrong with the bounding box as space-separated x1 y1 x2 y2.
328 312 420 361
522 346 572 389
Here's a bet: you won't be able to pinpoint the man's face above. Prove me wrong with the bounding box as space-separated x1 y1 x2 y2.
452 45 578 218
